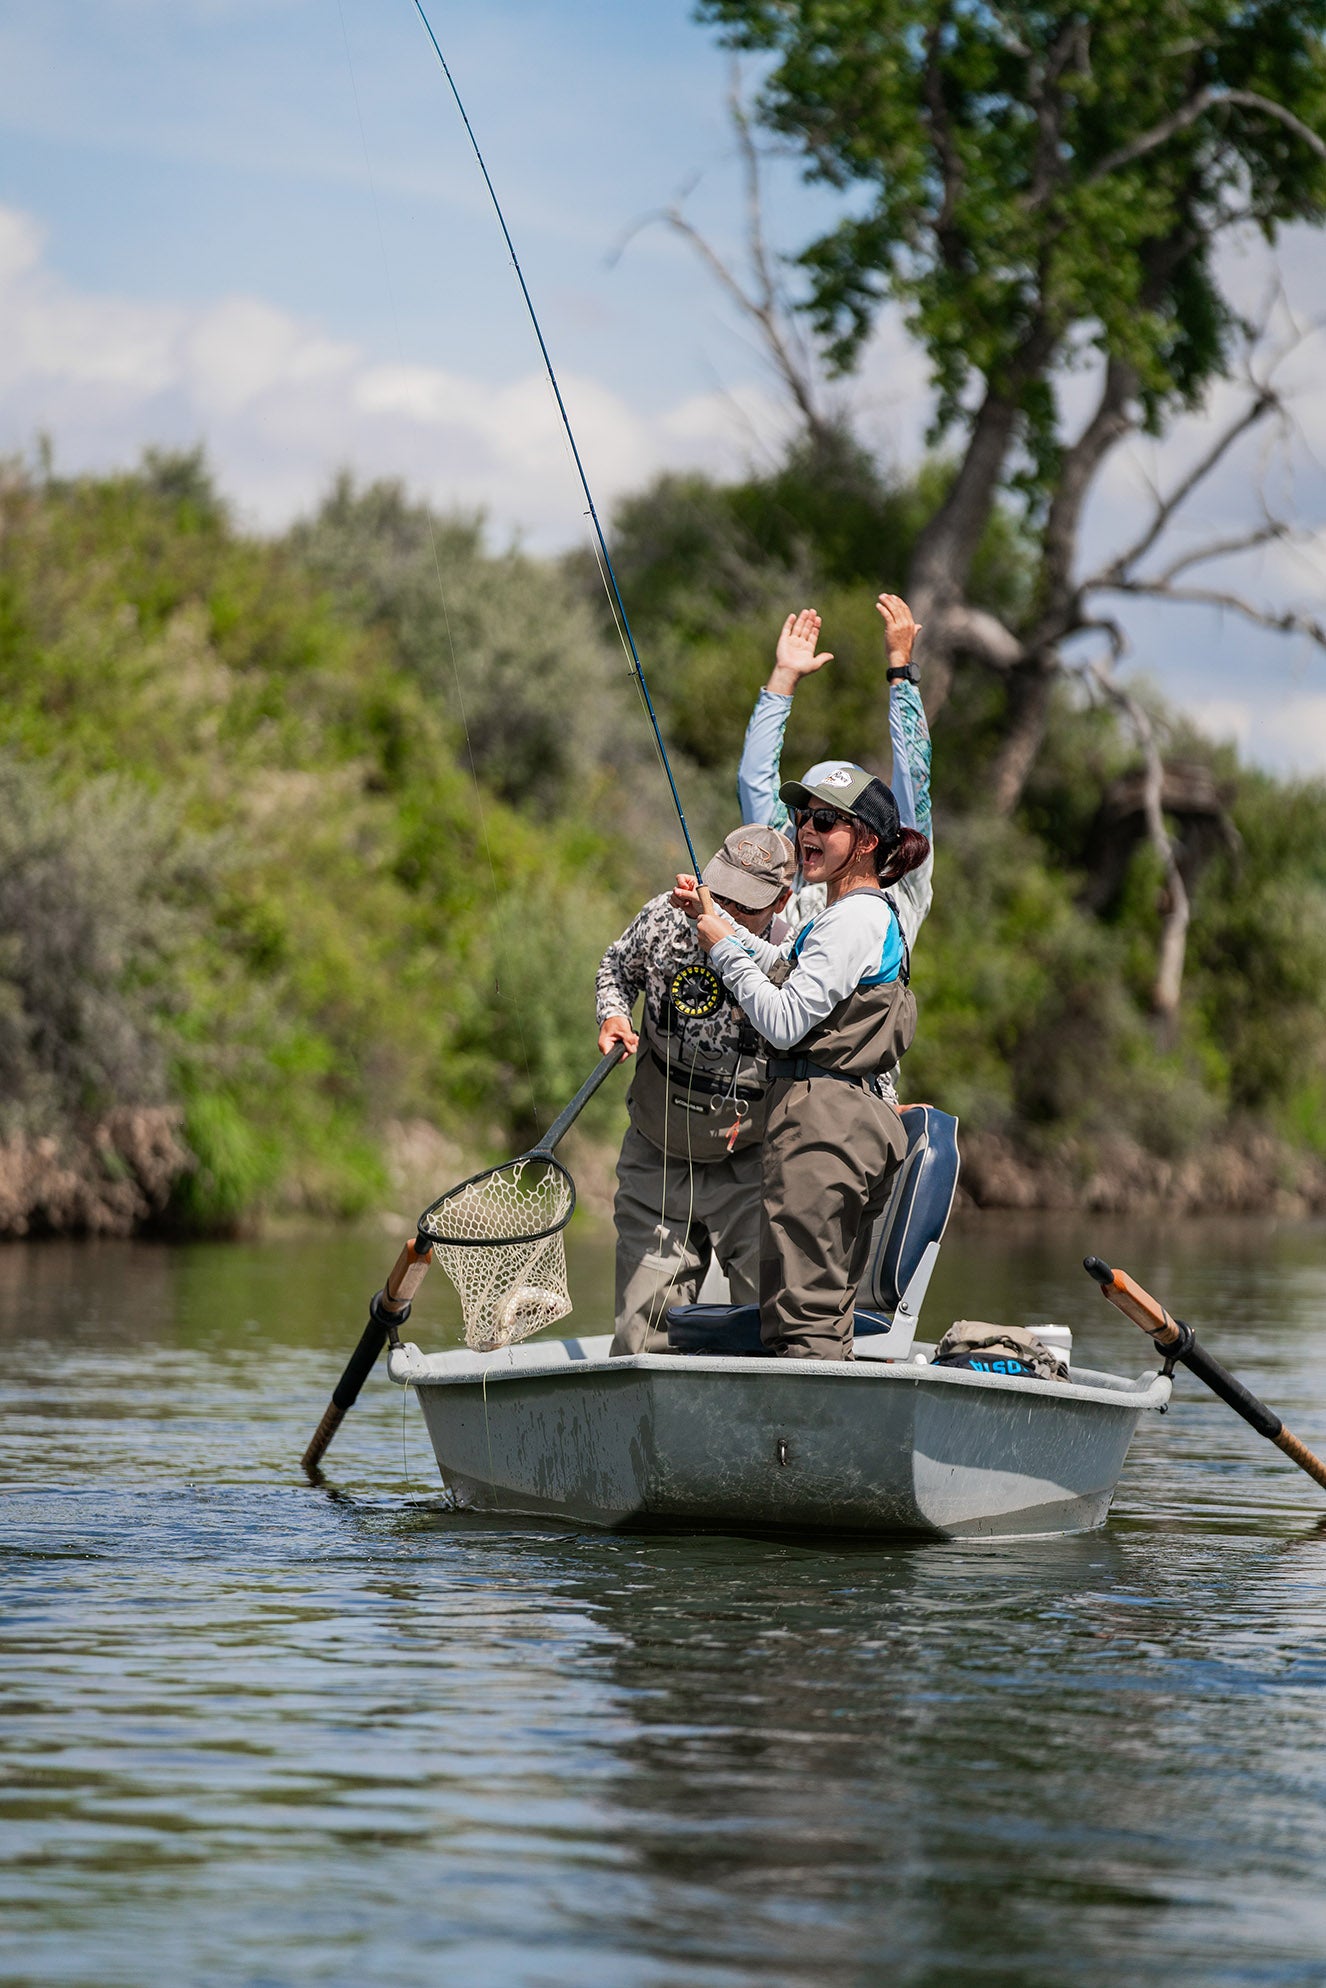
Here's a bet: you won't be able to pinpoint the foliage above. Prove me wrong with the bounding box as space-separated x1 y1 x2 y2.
604 440 1035 773
698 0 1326 459
289 473 645 818
0 451 643 1230
2 437 1324 1232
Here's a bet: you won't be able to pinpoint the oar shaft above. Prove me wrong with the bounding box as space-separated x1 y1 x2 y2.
1274 1427 1326 1493
1179 1333 1282 1441
301 1237 433 1477
1084 1256 1326 1496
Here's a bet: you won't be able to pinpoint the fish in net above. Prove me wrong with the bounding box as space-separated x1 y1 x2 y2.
419 1154 575 1349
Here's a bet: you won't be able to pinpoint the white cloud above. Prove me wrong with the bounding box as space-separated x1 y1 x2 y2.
0 201 787 541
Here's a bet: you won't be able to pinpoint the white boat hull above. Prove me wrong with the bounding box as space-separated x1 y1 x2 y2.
389 1336 1170 1539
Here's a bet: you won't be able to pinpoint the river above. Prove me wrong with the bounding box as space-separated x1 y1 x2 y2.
4 1215 1326 1986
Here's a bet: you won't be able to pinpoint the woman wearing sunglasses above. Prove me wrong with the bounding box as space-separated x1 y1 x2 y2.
682 759 929 1360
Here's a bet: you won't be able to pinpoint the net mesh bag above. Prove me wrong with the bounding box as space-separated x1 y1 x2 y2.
419 1156 575 1350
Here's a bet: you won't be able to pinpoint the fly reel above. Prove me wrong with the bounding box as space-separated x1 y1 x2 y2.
669 961 724 1021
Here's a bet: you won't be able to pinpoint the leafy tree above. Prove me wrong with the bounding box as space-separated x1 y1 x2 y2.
697 0 1326 813
290 474 648 818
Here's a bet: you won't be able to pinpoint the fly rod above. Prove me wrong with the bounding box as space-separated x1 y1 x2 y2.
411 0 706 887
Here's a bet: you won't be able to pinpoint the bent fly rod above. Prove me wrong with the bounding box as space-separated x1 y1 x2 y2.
411 0 704 882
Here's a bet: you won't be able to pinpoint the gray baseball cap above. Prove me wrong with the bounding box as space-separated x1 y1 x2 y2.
701 823 796 909
779 760 901 848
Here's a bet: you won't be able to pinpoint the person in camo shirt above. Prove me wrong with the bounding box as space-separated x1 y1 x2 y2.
596 821 796 1357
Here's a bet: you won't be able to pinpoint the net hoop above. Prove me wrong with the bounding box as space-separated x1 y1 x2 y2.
417 1153 576 1249
417 1151 576 1350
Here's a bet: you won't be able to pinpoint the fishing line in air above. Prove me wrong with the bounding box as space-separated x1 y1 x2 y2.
410 0 704 878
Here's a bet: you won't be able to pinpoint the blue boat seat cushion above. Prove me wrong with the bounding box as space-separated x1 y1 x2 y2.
666 1303 895 1357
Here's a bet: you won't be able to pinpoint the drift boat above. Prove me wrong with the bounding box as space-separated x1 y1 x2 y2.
386 1107 1172 1539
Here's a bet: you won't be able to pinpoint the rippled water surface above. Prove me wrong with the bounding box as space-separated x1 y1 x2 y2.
5 1217 1326 1986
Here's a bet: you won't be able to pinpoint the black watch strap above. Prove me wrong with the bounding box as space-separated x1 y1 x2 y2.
887 662 920 683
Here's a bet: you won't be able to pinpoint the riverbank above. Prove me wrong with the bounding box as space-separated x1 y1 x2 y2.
4 1113 1325 1241
957 1127 1326 1217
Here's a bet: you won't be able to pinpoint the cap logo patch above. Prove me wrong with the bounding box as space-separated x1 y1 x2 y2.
735 838 762 867
822 769 854 788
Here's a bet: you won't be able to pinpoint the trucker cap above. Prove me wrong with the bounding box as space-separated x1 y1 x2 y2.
700 823 796 910
779 760 901 849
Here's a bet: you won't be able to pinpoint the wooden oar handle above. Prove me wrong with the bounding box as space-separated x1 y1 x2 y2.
1274 1427 1326 1493
384 1236 433 1311
1084 1255 1326 1498
1083 1256 1182 1348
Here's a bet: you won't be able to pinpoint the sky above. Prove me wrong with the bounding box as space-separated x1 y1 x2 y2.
2 0 1325 778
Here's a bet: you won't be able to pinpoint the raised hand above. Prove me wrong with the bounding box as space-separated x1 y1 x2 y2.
875 592 921 669
768 608 834 696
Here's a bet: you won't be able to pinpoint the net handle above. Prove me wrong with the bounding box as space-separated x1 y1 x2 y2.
533 1040 628 1156
415 1043 627 1247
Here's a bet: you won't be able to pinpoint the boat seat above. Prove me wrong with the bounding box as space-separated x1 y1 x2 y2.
861 1103 960 1315
666 1304 895 1357
665 1103 960 1360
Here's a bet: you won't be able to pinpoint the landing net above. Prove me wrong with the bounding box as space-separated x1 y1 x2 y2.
419 1156 574 1350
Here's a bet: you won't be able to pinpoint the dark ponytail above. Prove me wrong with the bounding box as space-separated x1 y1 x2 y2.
875 826 930 885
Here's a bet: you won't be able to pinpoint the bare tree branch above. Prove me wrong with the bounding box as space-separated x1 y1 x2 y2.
926 602 1028 672
1035 357 1138 639
1077 652 1190 1032
1086 386 1280 587
1149 519 1289 585
1089 86 1326 184
622 68 835 450
1096 580 1326 650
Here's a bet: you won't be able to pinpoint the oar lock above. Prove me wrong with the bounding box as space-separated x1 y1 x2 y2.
370 1286 411 1351
1158 1315 1195 1379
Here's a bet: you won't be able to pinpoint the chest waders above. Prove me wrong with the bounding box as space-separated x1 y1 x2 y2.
627 980 773 1164
611 965 771 1357
759 890 916 1361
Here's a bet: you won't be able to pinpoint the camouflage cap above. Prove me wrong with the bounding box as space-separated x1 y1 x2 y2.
779 760 901 849
701 823 796 910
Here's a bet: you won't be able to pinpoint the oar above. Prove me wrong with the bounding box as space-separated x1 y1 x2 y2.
1083 1256 1326 1493
301 1042 628 1478
301 1236 434 1479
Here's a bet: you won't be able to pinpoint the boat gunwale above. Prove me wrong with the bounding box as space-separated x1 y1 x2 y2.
388 1340 1172 1413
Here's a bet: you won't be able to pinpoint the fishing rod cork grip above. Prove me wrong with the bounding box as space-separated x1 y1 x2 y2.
1083 1257 1182 1348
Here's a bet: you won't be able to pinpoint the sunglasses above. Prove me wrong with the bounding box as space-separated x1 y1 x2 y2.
795 806 855 834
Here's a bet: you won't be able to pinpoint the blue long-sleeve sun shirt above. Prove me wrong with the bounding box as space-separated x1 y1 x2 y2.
737 677 933 951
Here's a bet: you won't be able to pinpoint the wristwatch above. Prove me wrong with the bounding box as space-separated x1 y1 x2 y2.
887 662 920 683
